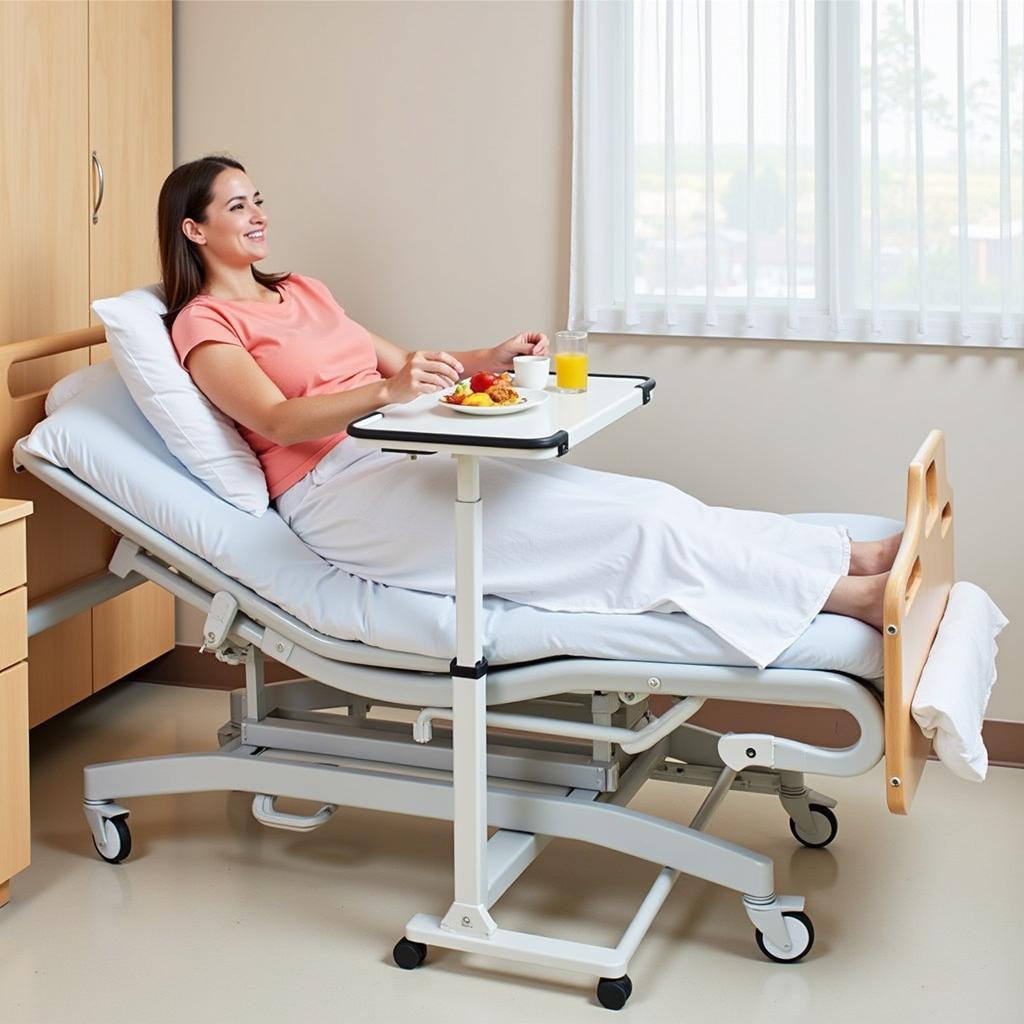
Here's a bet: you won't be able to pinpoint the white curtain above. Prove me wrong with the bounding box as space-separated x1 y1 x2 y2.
569 0 1024 348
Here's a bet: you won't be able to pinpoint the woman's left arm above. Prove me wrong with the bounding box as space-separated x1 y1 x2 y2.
369 330 549 380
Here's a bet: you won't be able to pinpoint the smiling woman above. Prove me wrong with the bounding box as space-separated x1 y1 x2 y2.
158 155 292 330
157 155 548 479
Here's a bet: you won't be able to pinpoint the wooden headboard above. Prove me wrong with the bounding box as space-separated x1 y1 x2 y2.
882 429 955 815
0 325 142 724
1 326 112 601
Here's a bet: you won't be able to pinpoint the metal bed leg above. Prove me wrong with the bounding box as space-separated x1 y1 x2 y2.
244 646 267 723
689 766 738 831
229 678 355 724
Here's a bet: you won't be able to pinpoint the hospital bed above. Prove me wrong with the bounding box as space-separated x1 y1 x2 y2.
7 325 952 1010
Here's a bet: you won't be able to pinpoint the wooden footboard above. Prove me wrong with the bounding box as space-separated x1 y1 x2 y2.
882 429 955 814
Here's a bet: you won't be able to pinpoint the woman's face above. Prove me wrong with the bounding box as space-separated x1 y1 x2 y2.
183 168 269 270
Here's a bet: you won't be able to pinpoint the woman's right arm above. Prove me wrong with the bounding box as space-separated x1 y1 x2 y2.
184 342 461 447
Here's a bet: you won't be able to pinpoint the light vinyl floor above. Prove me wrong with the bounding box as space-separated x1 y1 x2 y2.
0 681 1021 1024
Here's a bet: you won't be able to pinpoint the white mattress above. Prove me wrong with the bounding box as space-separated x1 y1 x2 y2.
17 363 892 679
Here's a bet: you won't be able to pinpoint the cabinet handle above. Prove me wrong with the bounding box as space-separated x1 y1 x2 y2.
91 150 105 224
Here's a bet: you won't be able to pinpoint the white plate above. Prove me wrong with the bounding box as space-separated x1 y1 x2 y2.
438 387 551 416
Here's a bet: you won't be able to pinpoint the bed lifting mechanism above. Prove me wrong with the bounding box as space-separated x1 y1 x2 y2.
414 705 807 772
199 591 248 664
197 588 338 833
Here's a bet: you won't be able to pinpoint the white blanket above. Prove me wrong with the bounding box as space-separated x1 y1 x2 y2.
277 436 853 672
912 581 1009 781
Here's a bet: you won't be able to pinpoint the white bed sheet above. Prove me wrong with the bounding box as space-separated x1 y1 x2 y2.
18 364 892 679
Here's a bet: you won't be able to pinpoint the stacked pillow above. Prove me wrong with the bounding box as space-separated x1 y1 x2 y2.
45 360 111 416
88 284 269 516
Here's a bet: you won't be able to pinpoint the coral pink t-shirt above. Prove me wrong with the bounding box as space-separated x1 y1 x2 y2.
171 274 382 500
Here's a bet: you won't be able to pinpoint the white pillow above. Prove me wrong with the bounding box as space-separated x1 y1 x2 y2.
91 283 269 516
911 581 1009 782
45 360 114 416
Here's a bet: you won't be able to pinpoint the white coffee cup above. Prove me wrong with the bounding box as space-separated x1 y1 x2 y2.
512 355 551 390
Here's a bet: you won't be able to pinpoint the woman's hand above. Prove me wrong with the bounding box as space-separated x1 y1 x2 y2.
489 331 550 371
382 350 464 404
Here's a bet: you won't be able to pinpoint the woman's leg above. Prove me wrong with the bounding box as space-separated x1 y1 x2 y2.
848 533 903 576
822 572 889 629
282 451 884 665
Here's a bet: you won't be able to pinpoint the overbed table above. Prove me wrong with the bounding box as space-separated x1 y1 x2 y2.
347 372 655 959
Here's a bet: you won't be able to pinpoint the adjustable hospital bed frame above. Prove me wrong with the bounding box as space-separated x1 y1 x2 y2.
6 325 954 1009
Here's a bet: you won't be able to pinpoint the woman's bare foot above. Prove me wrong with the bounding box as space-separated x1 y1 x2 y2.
848 532 903 576
822 571 889 631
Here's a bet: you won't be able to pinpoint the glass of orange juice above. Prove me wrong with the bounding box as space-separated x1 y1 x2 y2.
554 330 588 393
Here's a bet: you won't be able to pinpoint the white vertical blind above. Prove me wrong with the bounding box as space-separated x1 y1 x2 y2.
999 0 1012 339
746 0 755 328
623 0 637 326
786 0 798 331
703 0 717 327
569 0 1024 348
827 0 841 332
664 0 677 326
912 0 926 336
957 0 970 339
870 0 881 335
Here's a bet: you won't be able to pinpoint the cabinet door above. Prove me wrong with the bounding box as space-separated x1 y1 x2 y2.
88 0 172 341
1 1 101 722
0 0 90 342
88 0 175 689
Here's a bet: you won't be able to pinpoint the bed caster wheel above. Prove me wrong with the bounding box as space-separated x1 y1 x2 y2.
92 815 132 864
596 975 633 1010
755 911 815 964
789 804 838 849
392 938 428 970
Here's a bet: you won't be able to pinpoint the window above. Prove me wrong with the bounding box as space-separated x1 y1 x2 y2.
569 0 1024 347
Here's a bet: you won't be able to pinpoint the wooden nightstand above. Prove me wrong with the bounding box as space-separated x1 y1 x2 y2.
0 498 32 908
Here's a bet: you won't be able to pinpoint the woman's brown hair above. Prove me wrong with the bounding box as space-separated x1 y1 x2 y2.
157 154 291 332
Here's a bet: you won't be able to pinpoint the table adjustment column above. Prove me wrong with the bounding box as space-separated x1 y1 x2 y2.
440 454 496 937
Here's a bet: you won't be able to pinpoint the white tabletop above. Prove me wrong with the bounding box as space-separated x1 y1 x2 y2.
347 373 654 459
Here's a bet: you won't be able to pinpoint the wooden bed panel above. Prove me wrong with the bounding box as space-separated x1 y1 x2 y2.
2 326 120 723
882 429 955 815
28 614 93 728
1 327 113 598
93 583 175 693
3 324 176 719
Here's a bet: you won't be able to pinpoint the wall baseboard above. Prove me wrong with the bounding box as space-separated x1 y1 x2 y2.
133 645 1024 769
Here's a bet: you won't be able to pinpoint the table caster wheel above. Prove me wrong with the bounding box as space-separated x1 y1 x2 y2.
392 938 428 970
92 815 132 864
755 910 814 963
789 805 838 848
596 975 633 1010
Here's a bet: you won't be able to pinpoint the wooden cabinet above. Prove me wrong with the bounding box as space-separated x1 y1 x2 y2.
0 500 32 906
88 0 174 349
0 1 175 727
0 1 90 342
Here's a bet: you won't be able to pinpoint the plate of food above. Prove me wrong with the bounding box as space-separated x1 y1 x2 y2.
439 371 550 416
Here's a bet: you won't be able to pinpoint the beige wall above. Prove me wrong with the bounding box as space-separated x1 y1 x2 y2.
174 0 1022 720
